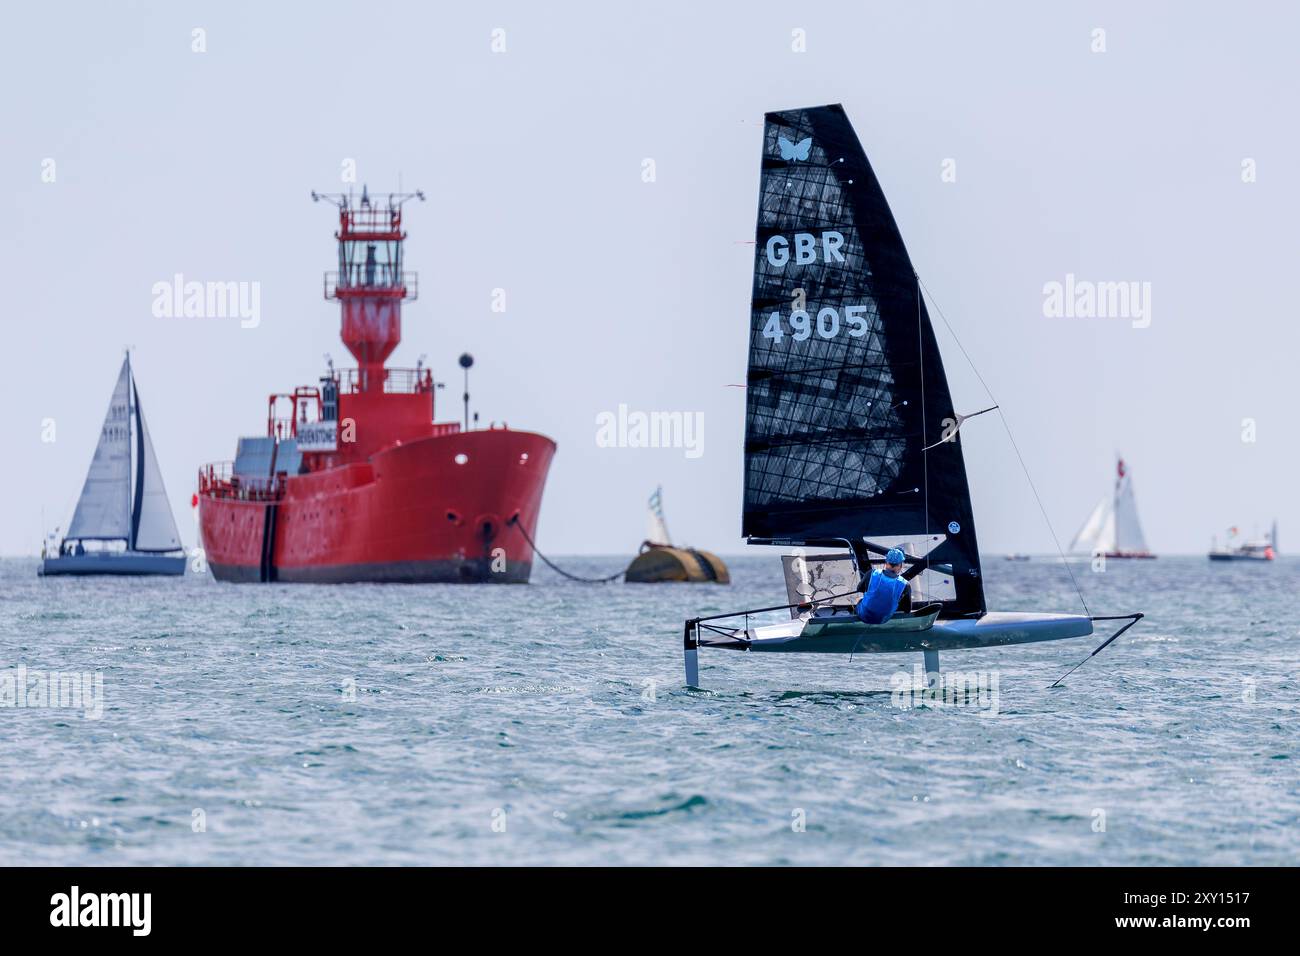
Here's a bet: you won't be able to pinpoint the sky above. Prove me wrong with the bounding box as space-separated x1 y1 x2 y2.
2 0 1296 557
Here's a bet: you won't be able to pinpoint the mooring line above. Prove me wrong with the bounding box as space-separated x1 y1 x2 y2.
505 515 624 583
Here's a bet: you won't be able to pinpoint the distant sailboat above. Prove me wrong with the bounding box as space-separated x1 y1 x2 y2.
645 484 672 548
1208 521 1276 561
625 486 730 583
1069 456 1155 559
681 104 1141 688
40 354 185 577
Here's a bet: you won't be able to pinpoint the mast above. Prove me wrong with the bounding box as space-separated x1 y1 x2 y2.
1114 455 1122 522
130 371 146 551
126 350 133 546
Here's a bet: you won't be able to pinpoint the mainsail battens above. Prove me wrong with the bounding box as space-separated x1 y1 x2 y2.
743 104 983 616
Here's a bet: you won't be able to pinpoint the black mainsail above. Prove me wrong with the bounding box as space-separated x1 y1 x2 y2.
742 104 983 617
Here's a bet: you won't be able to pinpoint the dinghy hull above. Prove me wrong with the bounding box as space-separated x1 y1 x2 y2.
692 610 1093 655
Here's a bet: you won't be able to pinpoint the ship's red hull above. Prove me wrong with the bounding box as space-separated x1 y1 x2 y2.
200 428 554 583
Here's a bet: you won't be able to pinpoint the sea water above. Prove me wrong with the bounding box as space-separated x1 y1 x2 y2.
1 556 1296 865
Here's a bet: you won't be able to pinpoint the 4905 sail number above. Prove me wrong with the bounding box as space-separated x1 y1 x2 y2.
761 306 869 343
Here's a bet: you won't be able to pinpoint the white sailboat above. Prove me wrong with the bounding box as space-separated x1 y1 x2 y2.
1069 456 1155 559
40 354 185 576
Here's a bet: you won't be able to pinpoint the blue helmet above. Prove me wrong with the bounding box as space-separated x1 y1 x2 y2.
885 547 906 566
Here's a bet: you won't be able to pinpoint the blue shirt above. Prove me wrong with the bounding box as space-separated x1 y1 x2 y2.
855 569 909 624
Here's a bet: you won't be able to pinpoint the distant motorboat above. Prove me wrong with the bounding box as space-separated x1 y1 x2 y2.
1070 455 1155 559
40 354 185 577
1208 521 1276 562
1004 553 1031 561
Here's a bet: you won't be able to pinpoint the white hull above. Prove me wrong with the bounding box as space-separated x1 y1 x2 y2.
39 552 185 576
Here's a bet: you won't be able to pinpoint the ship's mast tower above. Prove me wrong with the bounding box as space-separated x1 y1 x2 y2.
313 186 425 393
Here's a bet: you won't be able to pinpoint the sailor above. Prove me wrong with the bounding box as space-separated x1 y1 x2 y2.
855 547 912 624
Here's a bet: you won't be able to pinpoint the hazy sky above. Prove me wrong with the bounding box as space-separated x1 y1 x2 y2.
3 1 1296 557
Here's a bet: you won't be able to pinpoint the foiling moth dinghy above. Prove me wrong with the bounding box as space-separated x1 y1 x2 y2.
683 104 1141 689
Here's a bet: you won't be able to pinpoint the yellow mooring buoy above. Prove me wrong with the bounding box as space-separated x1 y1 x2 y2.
624 543 730 584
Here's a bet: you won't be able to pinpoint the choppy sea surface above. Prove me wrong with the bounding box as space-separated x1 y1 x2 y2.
1 554 1296 866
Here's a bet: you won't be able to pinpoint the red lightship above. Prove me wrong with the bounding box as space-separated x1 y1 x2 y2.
198 188 554 583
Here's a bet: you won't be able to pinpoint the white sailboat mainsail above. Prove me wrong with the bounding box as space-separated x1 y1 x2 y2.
66 358 133 541
131 389 182 552
1113 468 1148 554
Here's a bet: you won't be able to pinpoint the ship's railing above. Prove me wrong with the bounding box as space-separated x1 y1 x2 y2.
197 462 286 502
338 367 434 394
339 207 402 236
324 268 418 300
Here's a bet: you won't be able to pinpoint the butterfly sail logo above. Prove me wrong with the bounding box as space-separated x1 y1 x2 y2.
777 136 812 161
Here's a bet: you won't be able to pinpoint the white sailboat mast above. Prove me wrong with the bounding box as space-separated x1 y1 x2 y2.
126 350 135 551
